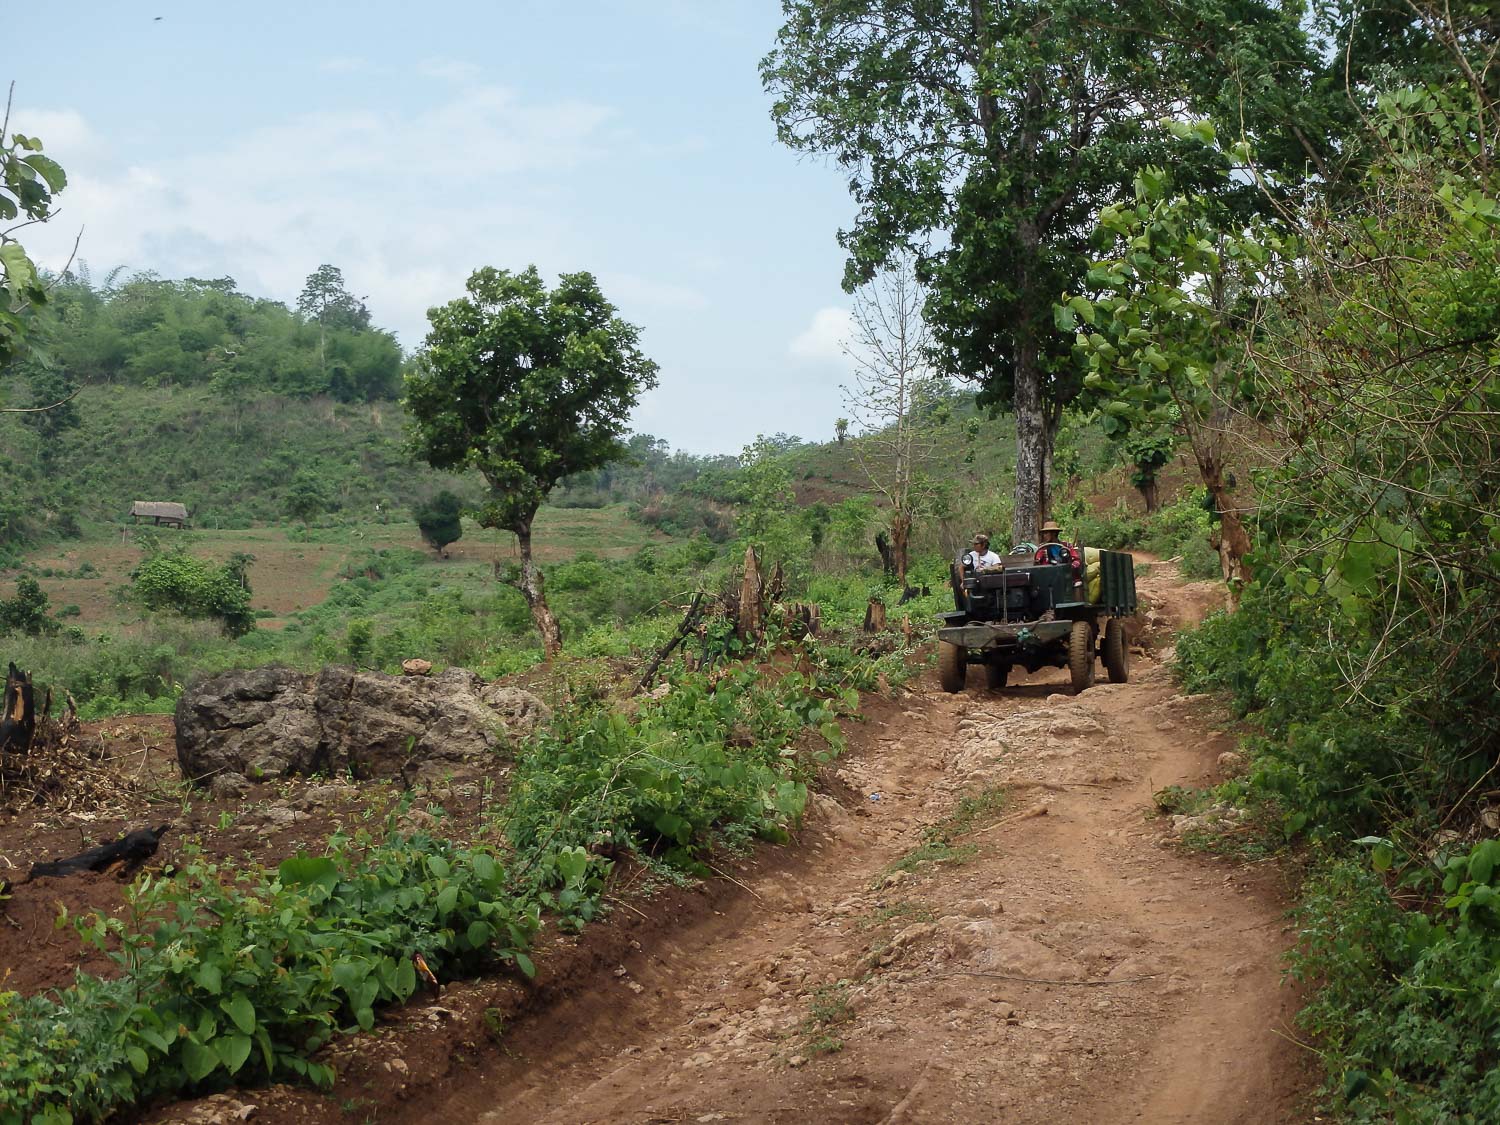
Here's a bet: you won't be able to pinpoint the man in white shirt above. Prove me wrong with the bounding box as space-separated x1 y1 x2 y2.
964 533 1001 570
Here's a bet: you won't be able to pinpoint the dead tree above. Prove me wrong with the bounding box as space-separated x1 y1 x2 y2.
782 602 821 639
634 592 707 695
0 663 36 755
864 598 888 633
736 546 765 643
22 824 171 883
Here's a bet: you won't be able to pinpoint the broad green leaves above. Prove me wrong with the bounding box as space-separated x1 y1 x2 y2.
1 832 537 1120
1 109 68 368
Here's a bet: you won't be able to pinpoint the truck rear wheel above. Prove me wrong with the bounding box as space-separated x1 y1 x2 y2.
1103 617 1130 683
938 641 967 693
985 661 1011 690
1068 621 1096 694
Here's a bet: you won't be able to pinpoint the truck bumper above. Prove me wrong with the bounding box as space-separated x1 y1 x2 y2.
938 620 1073 651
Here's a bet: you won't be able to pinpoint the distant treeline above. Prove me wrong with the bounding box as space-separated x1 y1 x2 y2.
14 264 403 403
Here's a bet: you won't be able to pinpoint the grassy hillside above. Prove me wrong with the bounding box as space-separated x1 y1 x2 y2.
0 384 475 534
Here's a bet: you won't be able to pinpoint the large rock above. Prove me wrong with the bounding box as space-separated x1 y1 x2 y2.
176 664 549 787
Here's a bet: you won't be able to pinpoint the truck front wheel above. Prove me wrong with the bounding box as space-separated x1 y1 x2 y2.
939 641 967 693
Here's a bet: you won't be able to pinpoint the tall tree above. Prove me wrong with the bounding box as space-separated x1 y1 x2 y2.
763 0 1317 544
296 264 370 382
405 266 658 657
842 256 945 585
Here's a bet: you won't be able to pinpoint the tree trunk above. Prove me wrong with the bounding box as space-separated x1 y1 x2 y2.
1188 421 1252 605
736 545 764 643
863 598 887 633
0 662 37 755
1011 214 1049 547
1012 343 1047 545
875 532 897 579
890 509 912 587
1138 476 1161 514
514 518 563 658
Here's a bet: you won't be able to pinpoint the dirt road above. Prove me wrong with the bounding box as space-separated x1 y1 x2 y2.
393 562 1311 1124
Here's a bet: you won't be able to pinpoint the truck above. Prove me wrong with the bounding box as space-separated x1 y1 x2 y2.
936 547 1138 694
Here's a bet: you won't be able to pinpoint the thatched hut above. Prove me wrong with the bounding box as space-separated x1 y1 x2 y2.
129 501 188 528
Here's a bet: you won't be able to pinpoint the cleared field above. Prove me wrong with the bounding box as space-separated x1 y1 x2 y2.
20 504 668 630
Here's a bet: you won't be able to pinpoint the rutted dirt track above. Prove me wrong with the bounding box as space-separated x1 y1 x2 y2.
385 562 1311 1125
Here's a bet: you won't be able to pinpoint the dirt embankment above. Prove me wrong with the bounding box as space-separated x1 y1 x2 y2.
13 560 1310 1124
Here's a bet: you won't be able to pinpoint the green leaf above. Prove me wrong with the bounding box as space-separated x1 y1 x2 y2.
513 951 536 978
394 956 417 998
182 1037 220 1082
216 1033 253 1075
436 884 459 914
222 994 256 1034
21 154 67 193
1470 843 1498 885
1343 1069 1370 1101
467 919 492 947
426 855 452 879
333 960 368 990
126 1045 150 1074
278 854 339 889
194 962 224 995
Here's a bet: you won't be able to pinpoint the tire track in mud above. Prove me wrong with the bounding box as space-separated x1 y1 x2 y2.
405 563 1313 1124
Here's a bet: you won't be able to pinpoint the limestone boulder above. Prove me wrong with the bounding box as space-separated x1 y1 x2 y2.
176 664 549 787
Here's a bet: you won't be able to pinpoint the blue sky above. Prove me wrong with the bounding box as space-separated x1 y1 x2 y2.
8 1 864 454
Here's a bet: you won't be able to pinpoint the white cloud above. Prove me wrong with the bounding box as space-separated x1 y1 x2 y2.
16 87 622 343
788 306 852 365
603 272 708 313
418 58 482 84
9 107 99 161
318 56 370 74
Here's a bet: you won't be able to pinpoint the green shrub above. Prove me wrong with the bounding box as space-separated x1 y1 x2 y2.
1071 500 1146 550
131 547 255 637
502 662 848 871
414 490 464 555
1290 846 1500 1121
0 575 61 636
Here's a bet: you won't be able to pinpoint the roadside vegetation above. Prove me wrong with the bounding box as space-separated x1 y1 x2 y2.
2 0 1495 1118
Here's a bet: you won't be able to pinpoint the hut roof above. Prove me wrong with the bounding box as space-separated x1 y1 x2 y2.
130 501 189 520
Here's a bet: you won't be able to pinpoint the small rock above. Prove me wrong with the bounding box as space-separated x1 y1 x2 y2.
788 1054 808 1068
1217 751 1246 775
208 773 252 800
256 805 309 827
401 659 433 676
402 808 438 830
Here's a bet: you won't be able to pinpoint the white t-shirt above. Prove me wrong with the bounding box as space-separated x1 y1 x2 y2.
965 549 1001 569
